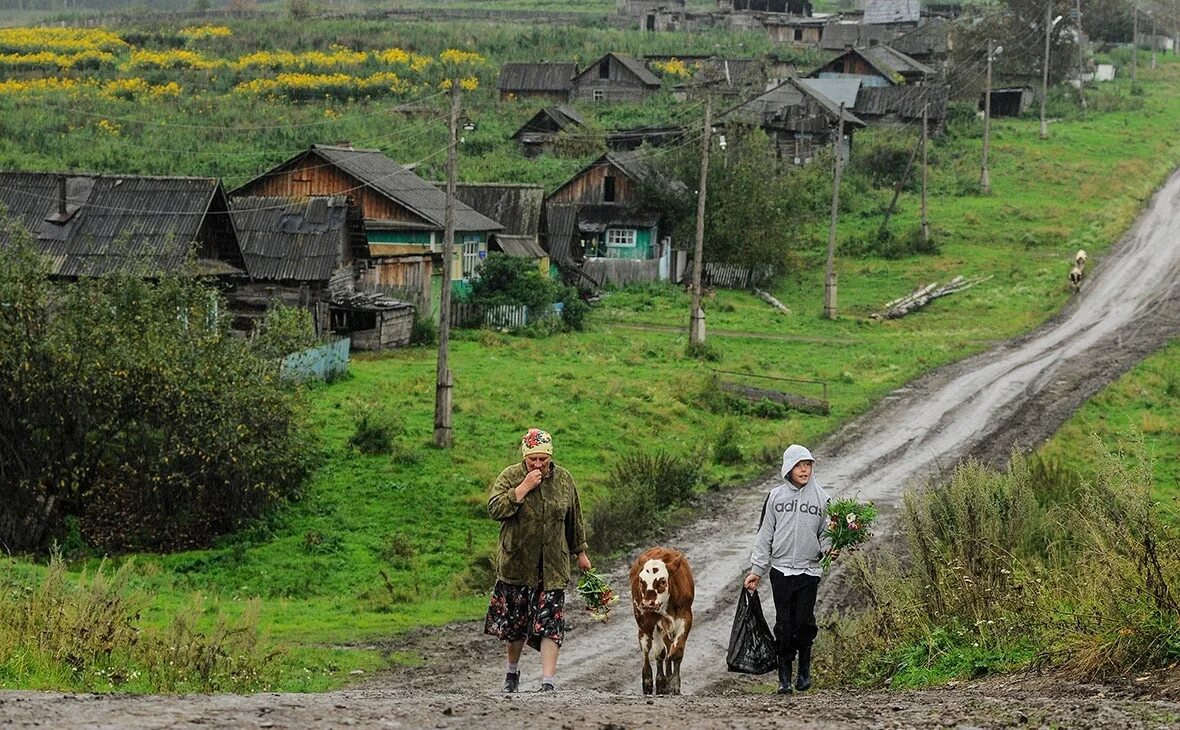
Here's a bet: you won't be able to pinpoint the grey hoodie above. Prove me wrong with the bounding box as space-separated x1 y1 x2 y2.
749 444 833 578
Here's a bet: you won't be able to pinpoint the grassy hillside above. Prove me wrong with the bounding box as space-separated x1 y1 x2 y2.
2 15 1180 691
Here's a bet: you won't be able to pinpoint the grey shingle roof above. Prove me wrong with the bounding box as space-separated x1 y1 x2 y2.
853 84 949 120
308 145 502 233
820 23 895 51
863 0 920 25
722 78 866 130
498 63 577 92
452 182 544 237
0 171 243 277
799 77 863 109
891 18 952 58
863 44 935 78
490 233 547 258
230 195 355 282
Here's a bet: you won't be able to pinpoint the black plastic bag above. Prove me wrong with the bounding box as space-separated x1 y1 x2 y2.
726 587 778 674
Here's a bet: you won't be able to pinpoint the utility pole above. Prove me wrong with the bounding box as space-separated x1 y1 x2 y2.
1150 11 1156 69
823 103 845 321
1132 7 1138 87
434 78 460 448
1075 0 1087 113
689 90 712 347
921 102 929 245
981 39 997 195
1041 1 1053 139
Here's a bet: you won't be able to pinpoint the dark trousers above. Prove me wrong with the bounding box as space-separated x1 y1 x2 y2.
768 570 820 661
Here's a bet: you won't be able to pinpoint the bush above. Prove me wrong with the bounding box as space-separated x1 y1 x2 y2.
348 402 403 455
587 452 702 554
847 131 919 190
410 315 437 346
250 303 319 361
713 420 743 465
0 233 312 552
560 286 590 331
841 226 939 259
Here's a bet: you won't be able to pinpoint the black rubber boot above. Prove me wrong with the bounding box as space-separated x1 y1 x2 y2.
795 647 812 692
502 672 519 693
776 656 793 695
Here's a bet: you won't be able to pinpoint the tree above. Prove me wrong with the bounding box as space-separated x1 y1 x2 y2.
949 0 1081 96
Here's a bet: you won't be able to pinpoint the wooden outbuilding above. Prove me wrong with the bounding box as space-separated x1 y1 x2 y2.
572 53 662 103
498 62 578 102
0 171 244 279
510 105 586 157
721 77 866 165
807 44 934 86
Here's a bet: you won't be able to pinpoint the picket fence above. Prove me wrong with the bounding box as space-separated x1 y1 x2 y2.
449 302 562 330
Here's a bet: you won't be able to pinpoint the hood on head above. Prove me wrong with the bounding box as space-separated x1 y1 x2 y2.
781 444 815 480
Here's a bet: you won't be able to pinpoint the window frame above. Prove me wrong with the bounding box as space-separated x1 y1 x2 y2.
605 228 637 248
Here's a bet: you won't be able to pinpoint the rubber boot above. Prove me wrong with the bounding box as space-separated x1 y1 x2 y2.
795 646 812 692
776 655 793 695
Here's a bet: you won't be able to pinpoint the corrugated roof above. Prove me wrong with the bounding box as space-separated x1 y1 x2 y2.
799 77 863 109
722 77 866 130
854 84 948 119
307 145 502 232
452 182 544 237
863 0 920 25
891 18 952 58
820 22 895 51
498 62 577 92
543 203 579 264
863 44 935 78
491 233 547 258
0 171 243 277
230 195 352 282
510 105 585 140
610 53 662 87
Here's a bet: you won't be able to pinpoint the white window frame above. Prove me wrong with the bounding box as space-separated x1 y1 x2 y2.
461 235 482 278
605 228 637 248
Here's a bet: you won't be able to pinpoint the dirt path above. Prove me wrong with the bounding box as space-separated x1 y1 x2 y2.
5 172 1180 727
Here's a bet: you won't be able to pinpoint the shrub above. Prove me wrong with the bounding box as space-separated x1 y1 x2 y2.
410 315 437 346
559 286 590 332
685 340 722 362
847 131 919 190
587 452 702 554
713 420 743 465
348 401 403 455
0 233 313 553
841 226 939 259
250 303 319 361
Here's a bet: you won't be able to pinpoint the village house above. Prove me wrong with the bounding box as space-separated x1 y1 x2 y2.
497 62 578 102
543 150 680 288
450 182 550 276
720 77 867 165
890 17 953 67
819 22 896 52
851 84 949 129
0 171 244 279
572 53 663 103
863 0 920 26
718 0 812 13
227 194 416 349
807 44 934 86
510 105 586 157
231 144 503 301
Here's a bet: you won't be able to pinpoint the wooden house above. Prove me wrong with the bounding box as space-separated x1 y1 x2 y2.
510 105 586 157
718 0 813 13
572 53 662 103
890 18 953 67
231 145 503 293
452 182 549 276
807 44 933 86
721 77 866 165
863 0 920 26
498 62 577 102
763 17 827 47
820 23 896 52
852 84 949 129
544 150 677 287
227 194 416 349
0 171 244 279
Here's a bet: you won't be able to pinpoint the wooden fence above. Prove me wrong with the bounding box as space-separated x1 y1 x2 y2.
701 263 773 289
449 302 562 330
279 337 350 382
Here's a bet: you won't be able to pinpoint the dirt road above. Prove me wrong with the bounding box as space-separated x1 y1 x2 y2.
5 171 1180 728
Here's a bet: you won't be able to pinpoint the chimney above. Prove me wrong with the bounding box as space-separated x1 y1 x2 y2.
58 175 67 218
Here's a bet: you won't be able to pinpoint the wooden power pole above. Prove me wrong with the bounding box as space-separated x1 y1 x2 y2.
921 102 929 245
823 103 845 320
689 90 712 347
1133 8 1139 86
981 39 996 195
434 79 460 448
1041 1 1053 140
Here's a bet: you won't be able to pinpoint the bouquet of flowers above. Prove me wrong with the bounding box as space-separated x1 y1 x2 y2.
577 568 621 622
822 498 878 570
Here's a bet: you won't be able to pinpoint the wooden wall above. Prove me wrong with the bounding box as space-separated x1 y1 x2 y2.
547 161 636 205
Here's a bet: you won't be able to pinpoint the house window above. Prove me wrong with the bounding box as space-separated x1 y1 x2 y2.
598 57 610 80
605 228 637 248
592 88 606 102
832 60 844 73
794 28 804 41
461 235 482 278
603 175 617 202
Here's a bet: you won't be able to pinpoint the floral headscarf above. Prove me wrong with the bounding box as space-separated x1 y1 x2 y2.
521 428 553 458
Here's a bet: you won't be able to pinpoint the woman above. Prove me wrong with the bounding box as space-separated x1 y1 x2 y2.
485 428 591 693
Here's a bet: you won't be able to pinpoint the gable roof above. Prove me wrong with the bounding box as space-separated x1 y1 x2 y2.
230 195 358 282
722 77 866 130
234 145 502 233
510 105 585 140
853 84 949 120
891 18 952 58
862 44 935 78
498 62 577 93
820 22 895 51
0 171 244 277
578 53 662 88
798 77 863 109
863 0 920 25
452 182 545 237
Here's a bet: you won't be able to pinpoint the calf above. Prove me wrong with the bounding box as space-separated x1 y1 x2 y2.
630 547 694 695
1069 264 1084 293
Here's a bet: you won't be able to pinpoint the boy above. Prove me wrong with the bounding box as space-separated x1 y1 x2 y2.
743 444 833 694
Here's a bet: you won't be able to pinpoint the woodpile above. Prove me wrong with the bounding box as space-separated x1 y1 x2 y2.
753 288 790 315
870 275 992 320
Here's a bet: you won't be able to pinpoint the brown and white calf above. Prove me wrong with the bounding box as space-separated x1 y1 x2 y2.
629 546 694 695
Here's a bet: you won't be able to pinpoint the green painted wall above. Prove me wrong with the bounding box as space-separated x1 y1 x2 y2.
368 230 433 245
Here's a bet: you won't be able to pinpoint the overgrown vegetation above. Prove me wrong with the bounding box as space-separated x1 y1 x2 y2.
0 230 312 552
587 452 702 555
820 448 1180 687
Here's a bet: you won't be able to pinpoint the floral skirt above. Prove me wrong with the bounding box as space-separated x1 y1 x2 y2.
483 580 565 651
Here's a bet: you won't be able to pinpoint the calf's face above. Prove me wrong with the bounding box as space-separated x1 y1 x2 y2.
636 559 670 612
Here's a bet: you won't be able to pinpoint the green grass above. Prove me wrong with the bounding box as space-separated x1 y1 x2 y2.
4 31 1180 690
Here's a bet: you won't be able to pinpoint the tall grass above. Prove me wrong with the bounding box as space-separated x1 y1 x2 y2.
822 443 1180 687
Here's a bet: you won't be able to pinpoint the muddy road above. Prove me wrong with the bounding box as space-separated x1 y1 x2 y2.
5 171 1180 728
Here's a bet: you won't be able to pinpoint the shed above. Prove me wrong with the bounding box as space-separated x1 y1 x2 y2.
980 87 1033 117
852 84 949 129
498 62 577 102
891 18 952 64
0 171 244 279
820 23 895 52
721 77 866 164
489 233 550 275
807 45 933 86
510 105 586 157
572 53 662 103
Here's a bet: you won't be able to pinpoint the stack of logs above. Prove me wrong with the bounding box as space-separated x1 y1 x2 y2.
870 275 993 320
